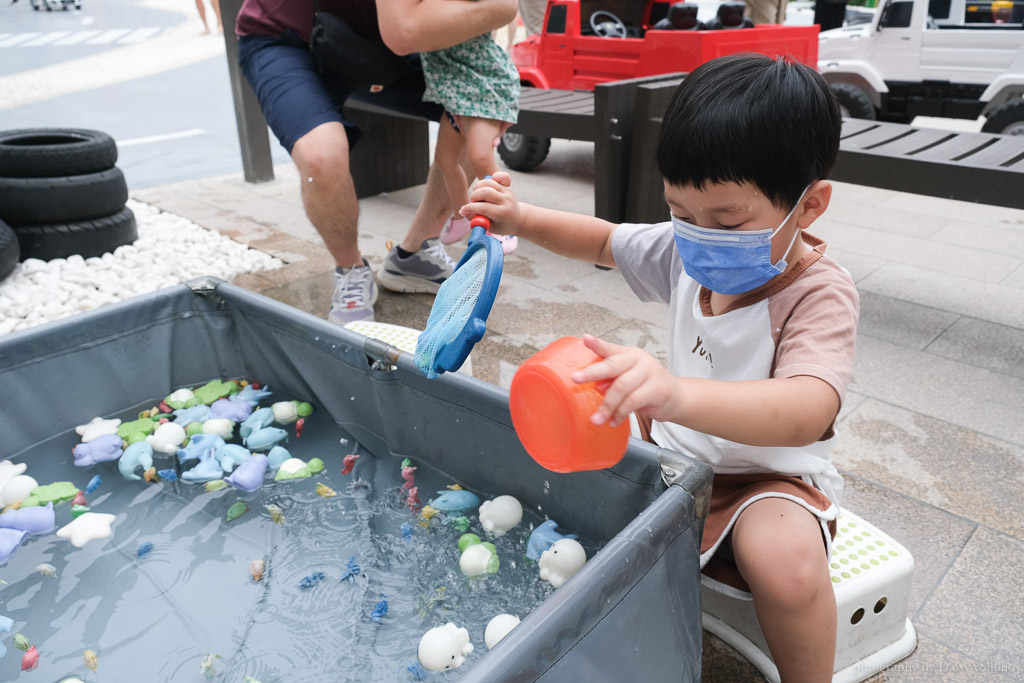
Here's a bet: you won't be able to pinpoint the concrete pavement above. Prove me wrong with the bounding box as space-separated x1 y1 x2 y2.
133 138 1024 681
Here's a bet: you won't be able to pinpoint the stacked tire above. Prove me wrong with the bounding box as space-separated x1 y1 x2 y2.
0 128 137 281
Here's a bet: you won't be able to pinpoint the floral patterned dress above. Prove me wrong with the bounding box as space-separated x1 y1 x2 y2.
421 34 520 124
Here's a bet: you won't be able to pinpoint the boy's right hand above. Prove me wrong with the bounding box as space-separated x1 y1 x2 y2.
461 172 524 238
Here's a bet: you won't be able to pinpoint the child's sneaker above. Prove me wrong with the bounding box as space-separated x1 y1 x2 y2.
489 232 518 254
440 216 472 244
328 259 378 325
376 239 456 294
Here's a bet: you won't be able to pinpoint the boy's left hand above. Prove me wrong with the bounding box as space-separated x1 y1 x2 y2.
571 334 681 428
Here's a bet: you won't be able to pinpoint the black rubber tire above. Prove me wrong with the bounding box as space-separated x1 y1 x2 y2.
13 206 137 262
981 99 1024 136
0 167 128 225
498 132 552 171
0 219 19 281
0 128 118 178
832 83 876 120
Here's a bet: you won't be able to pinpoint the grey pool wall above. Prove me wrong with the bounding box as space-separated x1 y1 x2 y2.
0 278 713 682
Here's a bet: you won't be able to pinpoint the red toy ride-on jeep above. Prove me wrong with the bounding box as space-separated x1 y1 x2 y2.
500 0 820 169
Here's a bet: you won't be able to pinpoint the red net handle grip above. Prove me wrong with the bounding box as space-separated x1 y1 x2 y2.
470 215 491 231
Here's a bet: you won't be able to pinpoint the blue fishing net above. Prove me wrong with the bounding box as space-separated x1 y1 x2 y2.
415 225 503 378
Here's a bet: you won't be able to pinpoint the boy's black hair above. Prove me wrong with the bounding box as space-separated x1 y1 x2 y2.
657 53 842 210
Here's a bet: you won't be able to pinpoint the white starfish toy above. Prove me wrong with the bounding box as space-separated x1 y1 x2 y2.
57 512 116 547
75 417 122 443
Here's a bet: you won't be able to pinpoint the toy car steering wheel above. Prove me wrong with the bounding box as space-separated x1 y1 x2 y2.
589 10 627 37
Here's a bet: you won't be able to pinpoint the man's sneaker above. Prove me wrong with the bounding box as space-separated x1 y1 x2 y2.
376 239 456 294
440 215 472 244
328 258 378 325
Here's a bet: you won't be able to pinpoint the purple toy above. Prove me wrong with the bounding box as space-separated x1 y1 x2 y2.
0 528 28 563
0 502 55 535
73 433 123 467
210 398 253 422
225 453 269 493
176 434 224 464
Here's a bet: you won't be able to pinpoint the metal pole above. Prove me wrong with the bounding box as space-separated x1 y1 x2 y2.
220 0 275 183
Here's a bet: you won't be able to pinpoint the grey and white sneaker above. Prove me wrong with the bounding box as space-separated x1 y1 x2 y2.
328 258 378 325
376 239 456 294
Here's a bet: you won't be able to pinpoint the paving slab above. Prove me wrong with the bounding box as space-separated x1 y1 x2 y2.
856 291 959 351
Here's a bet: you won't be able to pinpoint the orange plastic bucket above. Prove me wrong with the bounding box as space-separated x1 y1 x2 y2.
509 336 630 473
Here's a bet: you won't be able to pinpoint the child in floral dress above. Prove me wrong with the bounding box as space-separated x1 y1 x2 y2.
422 32 520 252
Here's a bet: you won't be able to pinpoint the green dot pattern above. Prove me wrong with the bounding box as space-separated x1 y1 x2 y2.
829 513 902 586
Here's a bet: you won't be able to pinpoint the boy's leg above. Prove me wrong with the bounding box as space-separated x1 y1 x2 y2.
731 497 836 682
195 0 209 33
461 116 517 252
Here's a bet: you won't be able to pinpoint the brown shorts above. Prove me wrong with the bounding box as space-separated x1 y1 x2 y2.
635 415 837 595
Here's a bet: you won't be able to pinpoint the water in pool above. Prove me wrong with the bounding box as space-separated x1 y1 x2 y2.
0 386 600 681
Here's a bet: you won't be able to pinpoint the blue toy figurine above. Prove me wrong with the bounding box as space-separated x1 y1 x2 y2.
340 557 361 582
157 469 179 482
119 441 155 481
176 433 224 464
526 520 578 561
428 489 481 514
300 571 326 589
181 451 225 483
240 407 274 441
137 541 154 557
84 475 102 494
370 595 388 622
244 427 288 451
231 383 273 407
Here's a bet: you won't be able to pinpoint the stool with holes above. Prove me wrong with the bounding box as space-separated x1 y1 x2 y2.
701 509 916 683
343 320 474 376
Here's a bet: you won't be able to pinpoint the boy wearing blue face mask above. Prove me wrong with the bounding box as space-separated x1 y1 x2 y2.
464 53 858 681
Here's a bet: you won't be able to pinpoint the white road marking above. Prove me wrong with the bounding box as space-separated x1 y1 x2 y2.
118 27 162 44
0 33 41 48
85 29 133 45
117 129 205 147
22 31 72 47
53 30 103 45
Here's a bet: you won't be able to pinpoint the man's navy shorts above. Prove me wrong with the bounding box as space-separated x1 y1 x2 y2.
237 31 444 153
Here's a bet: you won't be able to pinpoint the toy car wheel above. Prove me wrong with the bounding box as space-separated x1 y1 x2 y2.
0 219 19 282
981 99 1024 136
0 128 118 178
498 133 551 172
832 83 876 120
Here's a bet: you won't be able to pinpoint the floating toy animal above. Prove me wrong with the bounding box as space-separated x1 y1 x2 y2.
245 427 288 451
478 495 523 537
211 398 252 422
370 596 388 621
165 388 196 410
401 466 416 490
231 383 272 407
526 520 578 561
0 615 13 658
538 538 587 588
484 614 521 649
240 407 274 441
84 475 102 494
0 502 55 535
341 454 359 475
300 571 325 589
250 559 265 581
340 557 360 582
146 422 186 455
21 644 39 671
225 453 269 493
274 458 312 481
117 417 156 443
226 502 248 522
271 401 299 424
181 452 224 483
266 446 291 472
417 623 474 671
73 434 123 467
172 405 211 427
75 417 121 443
176 434 224 464
1 475 39 507
137 541 153 557
202 418 235 440
406 487 421 513
215 444 251 473
56 512 116 548
428 489 480 514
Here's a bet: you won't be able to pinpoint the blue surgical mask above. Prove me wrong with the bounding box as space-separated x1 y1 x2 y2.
671 188 808 295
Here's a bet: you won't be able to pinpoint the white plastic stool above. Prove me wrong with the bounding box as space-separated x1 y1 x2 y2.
343 320 474 376
701 509 917 683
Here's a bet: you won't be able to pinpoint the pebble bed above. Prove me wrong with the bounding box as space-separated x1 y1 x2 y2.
0 200 284 336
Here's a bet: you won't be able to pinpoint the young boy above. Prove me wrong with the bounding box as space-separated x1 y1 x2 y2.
463 54 859 682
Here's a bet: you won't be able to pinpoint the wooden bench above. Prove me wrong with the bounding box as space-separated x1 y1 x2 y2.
624 78 1024 223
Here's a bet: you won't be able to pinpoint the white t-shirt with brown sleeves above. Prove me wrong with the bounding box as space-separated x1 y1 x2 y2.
611 221 860 510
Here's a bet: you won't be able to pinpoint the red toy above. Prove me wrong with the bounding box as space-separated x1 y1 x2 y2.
401 466 417 490
295 417 305 439
22 645 39 671
406 486 421 513
341 453 360 475
511 0 818 91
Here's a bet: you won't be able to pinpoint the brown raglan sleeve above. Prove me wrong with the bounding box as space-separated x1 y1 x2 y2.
770 260 860 430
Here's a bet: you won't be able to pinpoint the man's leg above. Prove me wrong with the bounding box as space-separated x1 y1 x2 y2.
291 121 362 269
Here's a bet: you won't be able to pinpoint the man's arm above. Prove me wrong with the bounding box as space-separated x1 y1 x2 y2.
378 0 518 55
